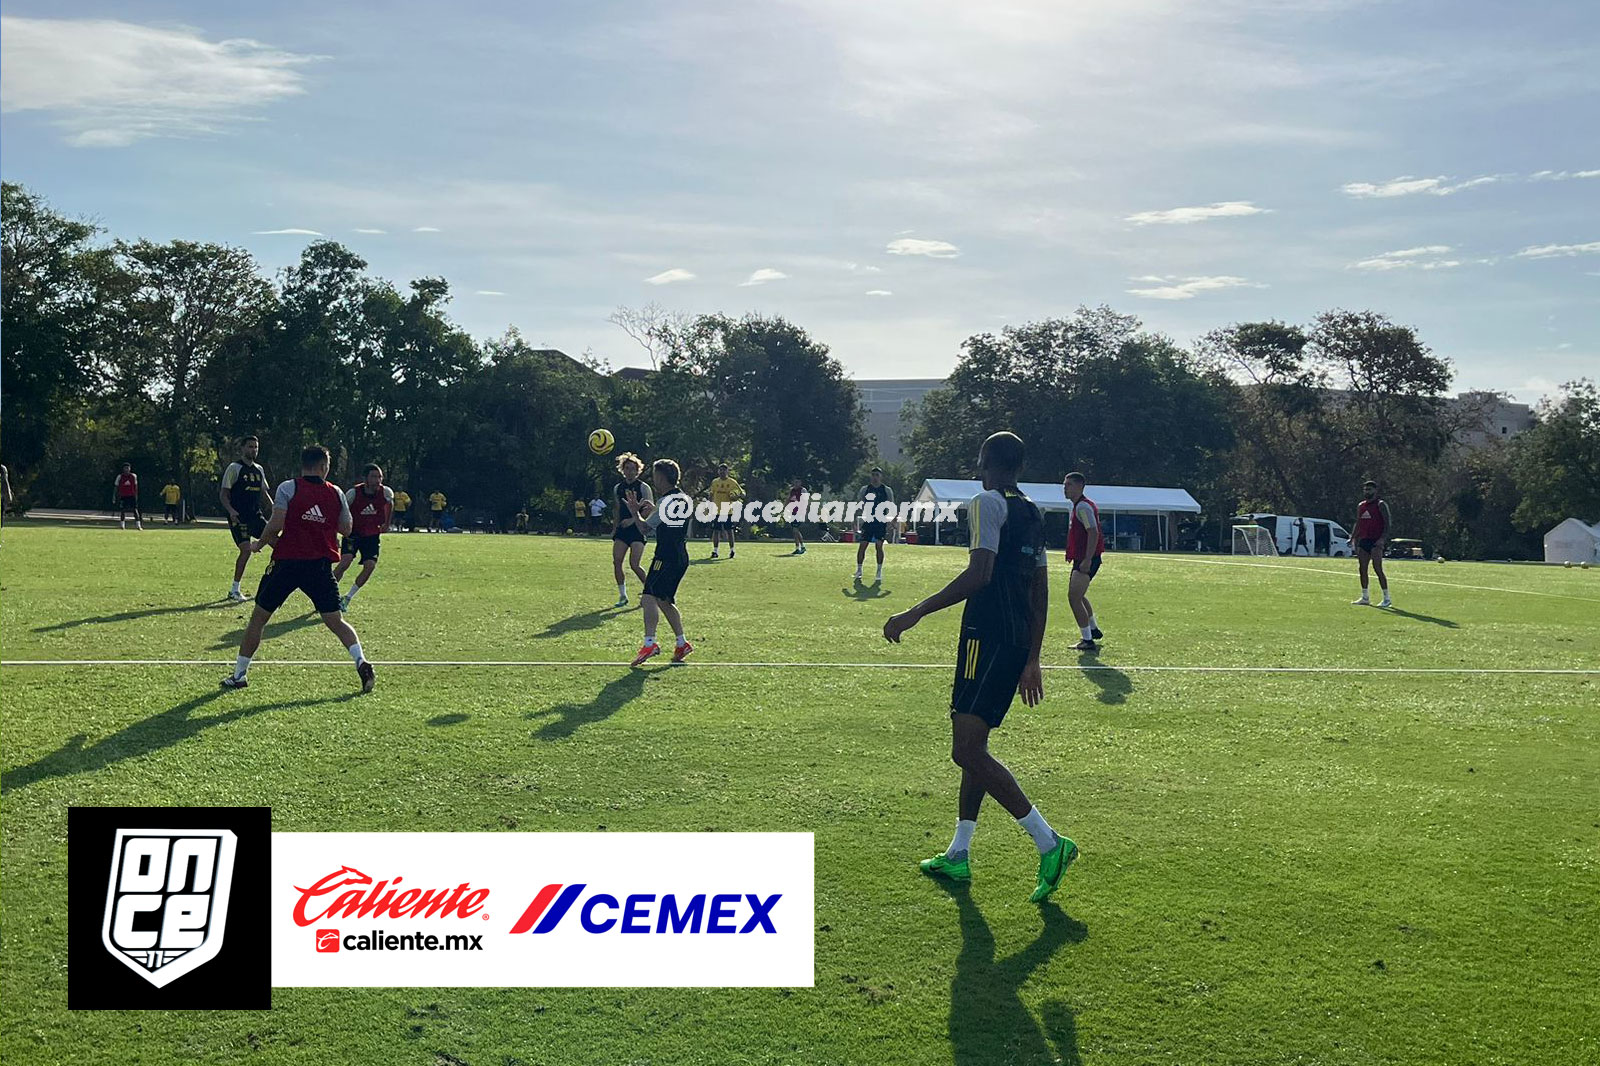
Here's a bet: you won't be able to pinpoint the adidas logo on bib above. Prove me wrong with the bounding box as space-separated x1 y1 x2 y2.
305 504 326 523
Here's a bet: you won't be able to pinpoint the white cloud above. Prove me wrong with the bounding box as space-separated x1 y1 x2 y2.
1126 275 1265 300
475 290 505 296
1529 169 1600 181
865 289 893 296
353 228 387 235
645 268 695 285
886 237 959 258
738 268 789 286
1340 175 1499 198
1350 245 1462 271
252 227 322 236
1513 241 1600 259
1125 201 1269 225
844 262 882 273
412 226 441 233
0 16 312 147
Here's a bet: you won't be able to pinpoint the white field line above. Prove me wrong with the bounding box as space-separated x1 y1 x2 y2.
1132 554 1600 603
1 659 1595 675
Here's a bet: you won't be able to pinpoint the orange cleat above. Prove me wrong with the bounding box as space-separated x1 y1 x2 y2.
631 642 662 666
672 641 694 663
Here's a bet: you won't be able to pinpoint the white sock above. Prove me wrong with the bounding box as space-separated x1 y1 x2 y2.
1089 613 1099 630
947 819 977 858
618 582 626 596
345 584 360 603
1358 586 1369 598
231 581 241 594
675 633 688 647
347 641 364 665
1081 625 1093 640
644 634 658 647
876 565 883 576
234 654 251 679
1017 807 1058 854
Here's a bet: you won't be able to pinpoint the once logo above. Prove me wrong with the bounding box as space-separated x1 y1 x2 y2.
100 829 238 988
292 865 490 926
315 929 341 953
510 884 781 935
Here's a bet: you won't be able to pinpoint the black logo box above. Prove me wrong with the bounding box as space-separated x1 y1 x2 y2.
68 807 271 1010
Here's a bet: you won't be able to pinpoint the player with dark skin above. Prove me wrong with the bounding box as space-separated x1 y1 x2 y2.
1352 479 1394 607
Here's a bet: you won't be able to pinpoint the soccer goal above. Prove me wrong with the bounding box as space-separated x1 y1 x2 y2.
1231 523 1279 557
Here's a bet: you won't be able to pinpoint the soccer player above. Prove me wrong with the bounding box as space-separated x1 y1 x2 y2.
1062 472 1105 652
391 488 412 531
220 436 270 602
427 489 447 531
161 479 182 523
589 495 606 535
708 462 744 558
624 458 694 665
786 479 808 555
854 467 895 582
515 506 529 533
1 463 11 512
610 453 653 607
573 497 586 530
113 463 142 530
221 445 374 693
884 431 1075 903
1352 479 1393 608
334 463 394 611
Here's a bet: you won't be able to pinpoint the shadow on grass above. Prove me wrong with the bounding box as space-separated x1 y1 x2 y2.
427 714 470 727
33 599 232 633
524 671 658 741
2 688 359 795
1077 653 1133 705
1379 606 1459 628
842 579 890 600
208 611 319 650
530 608 613 640
948 883 1086 1066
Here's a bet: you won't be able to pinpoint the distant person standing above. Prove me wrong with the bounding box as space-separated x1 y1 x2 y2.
573 497 586 530
113 463 142 530
1062 472 1105 652
220 436 270 602
708 463 744 558
428 489 447 531
334 464 394 611
1292 517 1309 556
589 495 606 535
221 444 374 693
855 467 895 583
162 479 182 523
1351 479 1393 608
515 507 530 533
786 479 808 555
391 488 412 531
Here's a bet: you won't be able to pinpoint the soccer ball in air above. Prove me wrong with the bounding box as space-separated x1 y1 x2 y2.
588 428 615 456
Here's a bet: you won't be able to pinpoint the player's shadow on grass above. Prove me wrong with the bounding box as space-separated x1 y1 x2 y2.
531 608 613 640
948 885 1086 1066
1077 654 1133 705
524 671 658 741
1379 606 1459 628
32 599 232 633
842 580 890 600
1 688 358 795
208 611 319 650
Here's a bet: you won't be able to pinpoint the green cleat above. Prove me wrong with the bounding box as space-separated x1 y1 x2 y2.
1029 836 1078 903
919 853 971 883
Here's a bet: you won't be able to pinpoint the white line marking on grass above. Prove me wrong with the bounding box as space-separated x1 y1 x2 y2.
1134 555 1600 603
2 659 1595 675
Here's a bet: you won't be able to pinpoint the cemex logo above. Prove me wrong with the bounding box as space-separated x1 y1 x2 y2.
69 807 271 1009
510 884 782 935
292 866 490 926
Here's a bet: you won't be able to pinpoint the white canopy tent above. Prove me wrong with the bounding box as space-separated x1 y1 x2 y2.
912 480 1202 549
1543 517 1600 564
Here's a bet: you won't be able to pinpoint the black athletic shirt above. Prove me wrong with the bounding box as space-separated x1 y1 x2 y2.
645 490 692 564
614 479 653 531
224 460 268 518
859 483 894 523
960 487 1047 648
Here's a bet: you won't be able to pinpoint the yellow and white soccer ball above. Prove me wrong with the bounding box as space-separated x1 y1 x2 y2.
588 428 615 456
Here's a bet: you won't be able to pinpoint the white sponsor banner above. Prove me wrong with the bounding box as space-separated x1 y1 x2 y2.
272 833 813 987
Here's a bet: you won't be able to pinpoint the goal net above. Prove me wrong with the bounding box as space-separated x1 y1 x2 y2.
1231 523 1279 557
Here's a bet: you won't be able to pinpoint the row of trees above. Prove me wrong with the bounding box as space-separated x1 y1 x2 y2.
4 182 1596 554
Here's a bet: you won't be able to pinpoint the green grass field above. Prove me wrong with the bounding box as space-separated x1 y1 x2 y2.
3 523 1596 1066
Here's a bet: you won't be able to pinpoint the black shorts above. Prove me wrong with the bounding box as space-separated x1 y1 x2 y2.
613 523 646 547
1359 538 1379 554
860 522 888 544
642 552 689 604
164 504 178 516
230 512 267 545
712 517 735 532
255 557 341 615
950 626 1029 728
1070 554 1103 578
341 533 381 563
117 497 140 516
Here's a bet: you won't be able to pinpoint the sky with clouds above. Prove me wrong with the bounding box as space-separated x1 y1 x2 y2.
2 1 1595 399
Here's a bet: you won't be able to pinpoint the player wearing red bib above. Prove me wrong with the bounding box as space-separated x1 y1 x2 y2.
334 463 394 611
1352 479 1393 608
221 445 375 693
113 463 142 530
1062 472 1105 651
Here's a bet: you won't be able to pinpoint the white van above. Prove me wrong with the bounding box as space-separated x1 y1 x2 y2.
1235 513 1354 557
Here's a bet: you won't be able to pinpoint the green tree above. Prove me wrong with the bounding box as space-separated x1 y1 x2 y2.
1511 380 1600 530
